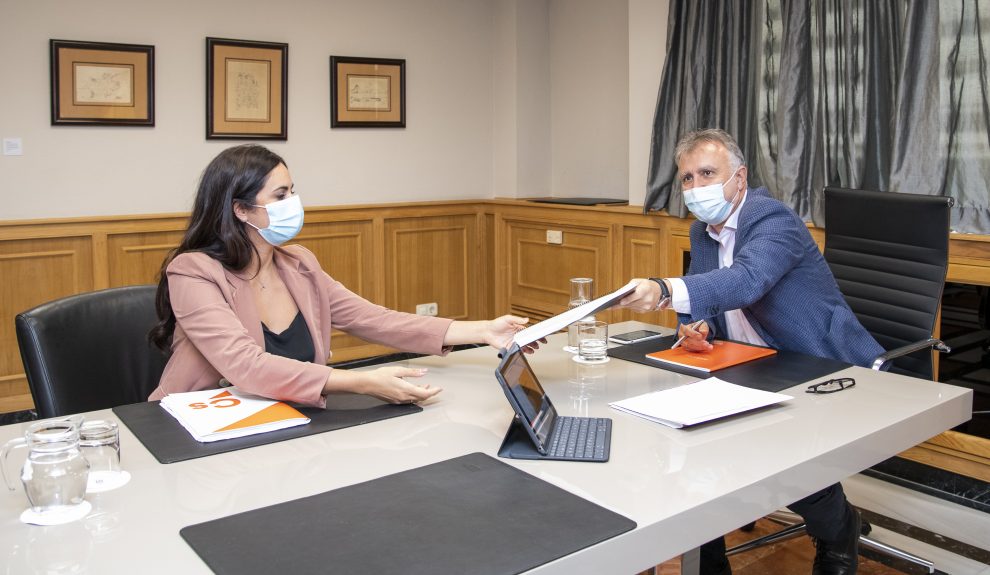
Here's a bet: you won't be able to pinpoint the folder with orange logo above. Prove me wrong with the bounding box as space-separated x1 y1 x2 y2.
646 340 777 373
160 387 310 443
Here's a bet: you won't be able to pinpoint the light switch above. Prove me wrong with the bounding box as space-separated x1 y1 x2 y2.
3 138 23 156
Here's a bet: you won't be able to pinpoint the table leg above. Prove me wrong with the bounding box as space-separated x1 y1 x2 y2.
680 547 701 575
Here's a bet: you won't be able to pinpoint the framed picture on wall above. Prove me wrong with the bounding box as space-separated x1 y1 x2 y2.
206 37 288 140
50 39 155 126
330 56 405 128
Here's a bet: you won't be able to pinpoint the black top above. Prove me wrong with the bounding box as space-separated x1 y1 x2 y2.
262 311 315 363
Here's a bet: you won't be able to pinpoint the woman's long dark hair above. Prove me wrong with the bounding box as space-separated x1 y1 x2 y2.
149 144 286 352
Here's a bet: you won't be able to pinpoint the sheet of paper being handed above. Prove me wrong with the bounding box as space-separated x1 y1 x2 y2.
512 280 640 348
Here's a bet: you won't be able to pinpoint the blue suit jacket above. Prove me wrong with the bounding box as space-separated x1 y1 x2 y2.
678 188 883 367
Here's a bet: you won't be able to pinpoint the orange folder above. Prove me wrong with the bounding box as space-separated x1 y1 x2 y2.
646 340 777 372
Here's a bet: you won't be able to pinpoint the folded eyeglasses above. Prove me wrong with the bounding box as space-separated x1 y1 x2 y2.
806 377 855 394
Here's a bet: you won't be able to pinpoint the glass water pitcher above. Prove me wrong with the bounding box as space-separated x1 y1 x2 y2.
1 418 90 514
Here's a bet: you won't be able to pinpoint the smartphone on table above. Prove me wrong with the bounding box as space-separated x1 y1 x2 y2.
607 329 665 345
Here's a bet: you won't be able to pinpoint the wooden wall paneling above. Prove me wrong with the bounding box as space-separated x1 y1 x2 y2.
0 235 95 412
296 219 381 360
2 201 990 488
664 226 693 328
383 213 477 321
494 211 510 317
615 224 666 326
479 210 495 320
901 431 990 482
503 217 611 322
107 230 185 287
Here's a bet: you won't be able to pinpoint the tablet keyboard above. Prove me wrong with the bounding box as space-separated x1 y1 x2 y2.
547 416 610 461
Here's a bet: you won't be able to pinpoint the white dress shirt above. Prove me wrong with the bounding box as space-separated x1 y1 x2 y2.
668 192 769 346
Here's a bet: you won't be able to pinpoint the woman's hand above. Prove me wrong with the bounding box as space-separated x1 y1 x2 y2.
327 366 441 404
359 366 441 404
616 279 664 312
676 321 712 352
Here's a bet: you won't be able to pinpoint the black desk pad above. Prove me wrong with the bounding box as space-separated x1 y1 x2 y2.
180 452 637 575
607 336 851 393
113 394 420 464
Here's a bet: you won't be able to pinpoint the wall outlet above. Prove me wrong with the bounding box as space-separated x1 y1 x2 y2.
546 230 563 244
416 302 438 316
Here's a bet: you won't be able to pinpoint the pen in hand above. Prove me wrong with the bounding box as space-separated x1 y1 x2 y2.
670 320 706 349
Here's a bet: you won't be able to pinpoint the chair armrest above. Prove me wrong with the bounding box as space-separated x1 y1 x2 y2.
871 338 951 371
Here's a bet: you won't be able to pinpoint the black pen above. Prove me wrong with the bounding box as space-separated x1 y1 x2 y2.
670 320 705 349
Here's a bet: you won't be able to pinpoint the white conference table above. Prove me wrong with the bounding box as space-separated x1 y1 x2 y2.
0 321 973 574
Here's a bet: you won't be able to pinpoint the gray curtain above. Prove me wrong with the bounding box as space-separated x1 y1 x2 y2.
645 0 765 219
645 0 990 234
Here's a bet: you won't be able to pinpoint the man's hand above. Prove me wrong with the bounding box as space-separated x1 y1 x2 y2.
676 321 712 352
616 278 665 312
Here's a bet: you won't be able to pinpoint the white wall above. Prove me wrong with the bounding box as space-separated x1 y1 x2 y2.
492 0 551 199
0 0 668 219
628 0 668 207
0 0 495 220
549 0 629 200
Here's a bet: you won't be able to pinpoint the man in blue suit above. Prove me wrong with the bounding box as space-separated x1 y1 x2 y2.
621 129 882 575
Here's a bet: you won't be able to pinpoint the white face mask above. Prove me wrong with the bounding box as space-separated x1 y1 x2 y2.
246 194 304 246
682 166 743 225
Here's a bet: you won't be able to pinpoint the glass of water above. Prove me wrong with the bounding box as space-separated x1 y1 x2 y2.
566 278 595 352
576 320 609 363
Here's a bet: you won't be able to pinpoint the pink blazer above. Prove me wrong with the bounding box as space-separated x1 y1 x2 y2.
148 245 453 407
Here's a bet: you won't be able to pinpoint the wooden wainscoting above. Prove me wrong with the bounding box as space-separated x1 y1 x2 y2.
492 199 690 328
0 202 492 413
3 198 989 485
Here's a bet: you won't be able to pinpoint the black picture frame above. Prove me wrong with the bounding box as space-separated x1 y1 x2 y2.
206 37 288 140
50 39 155 126
330 56 406 128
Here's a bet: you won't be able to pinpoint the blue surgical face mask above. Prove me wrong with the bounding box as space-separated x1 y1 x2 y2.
246 194 304 246
682 166 743 225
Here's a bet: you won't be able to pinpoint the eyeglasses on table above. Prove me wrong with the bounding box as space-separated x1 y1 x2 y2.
806 377 855 394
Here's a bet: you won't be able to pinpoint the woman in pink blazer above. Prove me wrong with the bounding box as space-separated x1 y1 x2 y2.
148 145 527 407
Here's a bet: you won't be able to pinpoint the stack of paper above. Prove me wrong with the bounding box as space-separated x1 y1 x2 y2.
513 280 639 347
160 387 310 442
609 377 792 428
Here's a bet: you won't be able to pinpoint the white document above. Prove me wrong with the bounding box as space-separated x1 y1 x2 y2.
609 377 792 428
513 280 640 347
160 387 310 443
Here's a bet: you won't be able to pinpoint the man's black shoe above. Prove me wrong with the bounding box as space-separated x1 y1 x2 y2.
812 506 860 575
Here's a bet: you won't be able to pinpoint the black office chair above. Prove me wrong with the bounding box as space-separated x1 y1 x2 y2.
727 188 954 573
15 285 168 419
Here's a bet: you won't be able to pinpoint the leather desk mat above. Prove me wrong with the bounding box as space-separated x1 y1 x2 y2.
607 335 851 393
180 452 637 575
113 394 421 464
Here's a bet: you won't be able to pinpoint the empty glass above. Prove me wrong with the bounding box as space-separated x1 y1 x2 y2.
79 420 128 493
566 278 594 352
575 320 609 363
1 418 90 515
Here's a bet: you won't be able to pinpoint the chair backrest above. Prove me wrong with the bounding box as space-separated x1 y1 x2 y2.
823 187 952 379
15 285 168 418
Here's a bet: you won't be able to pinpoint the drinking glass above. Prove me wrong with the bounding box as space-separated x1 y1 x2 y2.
576 320 609 363
566 278 594 352
79 420 129 493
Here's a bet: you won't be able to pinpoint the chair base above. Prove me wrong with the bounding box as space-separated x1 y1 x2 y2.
726 510 934 573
